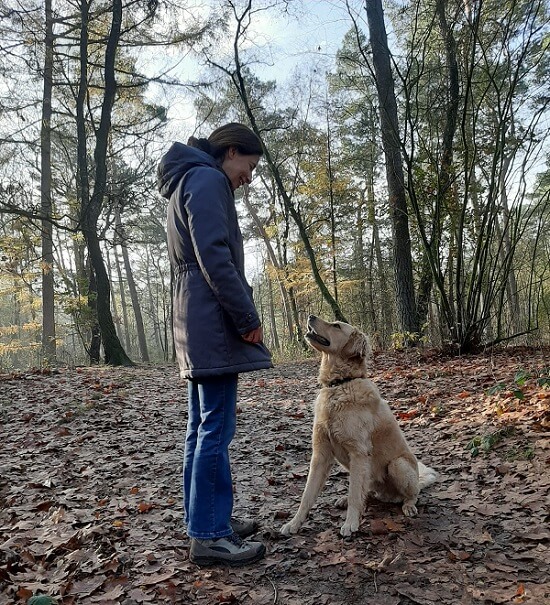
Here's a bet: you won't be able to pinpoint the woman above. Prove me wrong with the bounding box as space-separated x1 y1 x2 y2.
158 123 272 566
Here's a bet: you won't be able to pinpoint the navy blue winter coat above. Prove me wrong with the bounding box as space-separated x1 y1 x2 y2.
158 142 272 378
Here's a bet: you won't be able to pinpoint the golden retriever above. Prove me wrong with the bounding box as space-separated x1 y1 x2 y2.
281 315 437 537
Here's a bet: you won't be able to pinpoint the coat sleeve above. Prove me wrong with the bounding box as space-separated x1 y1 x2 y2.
182 166 261 335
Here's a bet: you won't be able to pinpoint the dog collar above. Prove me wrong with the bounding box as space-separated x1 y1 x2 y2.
326 377 357 388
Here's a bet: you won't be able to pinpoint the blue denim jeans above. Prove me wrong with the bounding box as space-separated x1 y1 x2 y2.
184 374 238 539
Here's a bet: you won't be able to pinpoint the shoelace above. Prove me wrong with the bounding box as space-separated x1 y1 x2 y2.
226 532 245 548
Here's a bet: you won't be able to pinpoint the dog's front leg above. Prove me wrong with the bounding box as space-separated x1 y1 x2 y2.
281 441 333 536
340 454 370 537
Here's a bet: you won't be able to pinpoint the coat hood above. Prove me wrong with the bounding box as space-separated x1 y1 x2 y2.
157 142 222 199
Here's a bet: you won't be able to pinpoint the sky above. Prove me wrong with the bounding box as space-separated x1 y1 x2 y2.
142 1 370 277
243 0 361 76
143 1 367 139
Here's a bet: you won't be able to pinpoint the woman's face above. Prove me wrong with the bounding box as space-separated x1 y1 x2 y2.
221 147 260 191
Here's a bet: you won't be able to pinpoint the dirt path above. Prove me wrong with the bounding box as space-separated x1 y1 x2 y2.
0 348 548 604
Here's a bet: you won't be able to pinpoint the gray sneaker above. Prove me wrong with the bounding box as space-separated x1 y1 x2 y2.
189 532 266 567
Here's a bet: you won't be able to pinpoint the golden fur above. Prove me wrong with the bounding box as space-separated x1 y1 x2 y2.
281 316 437 537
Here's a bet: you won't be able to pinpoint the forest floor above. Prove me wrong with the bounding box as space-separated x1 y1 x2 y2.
0 347 549 605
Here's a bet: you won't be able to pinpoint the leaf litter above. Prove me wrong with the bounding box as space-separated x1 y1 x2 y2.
0 347 548 604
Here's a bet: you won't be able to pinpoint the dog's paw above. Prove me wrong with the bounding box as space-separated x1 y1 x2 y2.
340 520 359 537
280 521 300 536
402 502 418 517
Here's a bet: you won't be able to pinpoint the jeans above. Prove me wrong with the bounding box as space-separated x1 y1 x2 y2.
184 373 238 539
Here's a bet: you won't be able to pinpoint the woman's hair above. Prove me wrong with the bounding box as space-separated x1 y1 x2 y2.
187 122 263 159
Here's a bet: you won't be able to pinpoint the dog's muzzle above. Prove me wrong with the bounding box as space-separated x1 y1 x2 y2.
306 331 330 346
306 316 330 346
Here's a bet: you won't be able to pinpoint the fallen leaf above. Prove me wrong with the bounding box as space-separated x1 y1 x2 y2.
137 502 155 514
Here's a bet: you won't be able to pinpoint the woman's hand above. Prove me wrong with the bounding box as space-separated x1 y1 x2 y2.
242 326 263 343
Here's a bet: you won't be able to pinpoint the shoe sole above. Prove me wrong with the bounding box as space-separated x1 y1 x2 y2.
190 545 266 568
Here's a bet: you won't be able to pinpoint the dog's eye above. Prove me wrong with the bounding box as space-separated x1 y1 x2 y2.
332 323 341 329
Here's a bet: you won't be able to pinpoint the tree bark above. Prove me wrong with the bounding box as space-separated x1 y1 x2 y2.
365 0 418 336
87 259 101 364
496 145 521 336
147 245 171 361
40 0 56 364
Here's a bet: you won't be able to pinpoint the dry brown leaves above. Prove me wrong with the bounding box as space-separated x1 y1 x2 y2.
0 347 548 604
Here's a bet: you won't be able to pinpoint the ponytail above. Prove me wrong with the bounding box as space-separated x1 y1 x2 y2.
187 123 263 160
187 136 212 155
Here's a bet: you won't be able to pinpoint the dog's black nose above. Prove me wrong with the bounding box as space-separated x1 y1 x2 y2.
308 314 317 321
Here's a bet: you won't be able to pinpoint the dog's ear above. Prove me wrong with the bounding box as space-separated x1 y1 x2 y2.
342 330 370 360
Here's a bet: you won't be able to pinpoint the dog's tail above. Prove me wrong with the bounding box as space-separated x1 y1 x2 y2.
418 461 438 489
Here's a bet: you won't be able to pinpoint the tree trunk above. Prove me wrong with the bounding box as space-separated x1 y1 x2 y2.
266 275 280 352
115 207 150 362
114 248 132 352
250 121 347 322
365 165 393 344
145 246 163 355
76 0 132 366
496 147 521 336
365 0 418 337
87 261 101 364
416 0 460 332
148 245 171 360
354 188 369 329
326 110 338 303
242 187 297 343
105 247 122 342
40 0 56 365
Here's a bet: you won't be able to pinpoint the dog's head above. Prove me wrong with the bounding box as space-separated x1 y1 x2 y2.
306 315 370 362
